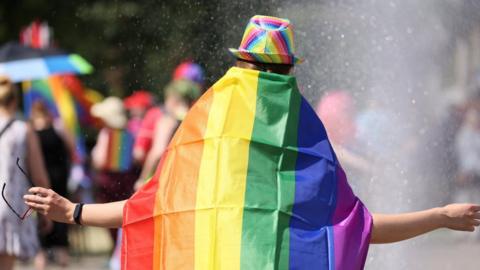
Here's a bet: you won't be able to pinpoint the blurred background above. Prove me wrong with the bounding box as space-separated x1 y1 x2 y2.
1 0 480 269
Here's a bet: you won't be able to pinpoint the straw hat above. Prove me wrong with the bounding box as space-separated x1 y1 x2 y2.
90 96 127 129
229 15 303 65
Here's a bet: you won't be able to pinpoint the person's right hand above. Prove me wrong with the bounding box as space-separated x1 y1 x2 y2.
440 203 480 232
23 187 76 224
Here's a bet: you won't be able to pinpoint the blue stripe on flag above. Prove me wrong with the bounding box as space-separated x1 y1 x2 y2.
289 98 337 269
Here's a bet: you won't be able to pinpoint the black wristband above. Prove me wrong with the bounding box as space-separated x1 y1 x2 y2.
73 203 84 225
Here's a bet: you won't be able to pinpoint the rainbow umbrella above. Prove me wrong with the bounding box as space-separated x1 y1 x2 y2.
0 42 92 82
122 67 372 269
23 75 96 162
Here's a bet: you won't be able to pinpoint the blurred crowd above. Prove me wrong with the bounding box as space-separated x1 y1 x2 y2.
0 60 204 270
315 82 480 216
2 60 480 269
1 18 480 270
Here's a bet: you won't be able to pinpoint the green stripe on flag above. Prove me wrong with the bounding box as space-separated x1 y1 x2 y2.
240 71 302 269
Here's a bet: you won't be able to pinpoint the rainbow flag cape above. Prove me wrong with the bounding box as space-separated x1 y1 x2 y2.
122 67 372 270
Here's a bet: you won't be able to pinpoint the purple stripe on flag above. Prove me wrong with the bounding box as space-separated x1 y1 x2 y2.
332 166 372 270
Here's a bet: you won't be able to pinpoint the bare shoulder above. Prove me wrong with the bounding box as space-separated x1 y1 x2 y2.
157 114 178 130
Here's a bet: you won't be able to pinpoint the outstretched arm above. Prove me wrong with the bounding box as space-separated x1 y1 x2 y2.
371 204 480 244
24 187 125 228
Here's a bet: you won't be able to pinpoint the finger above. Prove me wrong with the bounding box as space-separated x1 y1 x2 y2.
471 220 480 226
462 226 476 232
23 194 50 204
471 205 480 212
25 201 47 213
473 212 480 219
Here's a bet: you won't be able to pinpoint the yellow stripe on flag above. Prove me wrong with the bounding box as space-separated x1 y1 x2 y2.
194 68 259 269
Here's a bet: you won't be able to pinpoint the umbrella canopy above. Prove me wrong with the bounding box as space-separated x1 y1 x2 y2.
23 74 104 162
0 41 61 61
0 41 93 82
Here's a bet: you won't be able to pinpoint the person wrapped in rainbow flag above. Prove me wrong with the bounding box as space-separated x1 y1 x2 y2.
23 15 480 270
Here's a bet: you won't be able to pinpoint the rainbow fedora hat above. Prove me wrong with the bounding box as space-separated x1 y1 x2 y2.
229 15 303 65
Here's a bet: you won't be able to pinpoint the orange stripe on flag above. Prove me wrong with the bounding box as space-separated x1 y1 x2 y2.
152 89 214 269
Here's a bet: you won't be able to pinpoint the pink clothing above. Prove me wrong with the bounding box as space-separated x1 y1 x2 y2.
316 90 356 146
127 118 143 137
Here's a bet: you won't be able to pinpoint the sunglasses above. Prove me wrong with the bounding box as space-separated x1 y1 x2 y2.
1 158 35 220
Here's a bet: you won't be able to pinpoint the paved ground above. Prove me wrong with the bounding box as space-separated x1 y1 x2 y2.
17 255 109 270
367 230 480 270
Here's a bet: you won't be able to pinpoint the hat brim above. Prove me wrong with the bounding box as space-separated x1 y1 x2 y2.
229 48 304 65
103 116 127 129
91 102 128 129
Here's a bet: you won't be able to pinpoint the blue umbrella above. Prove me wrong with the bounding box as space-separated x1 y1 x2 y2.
0 42 93 82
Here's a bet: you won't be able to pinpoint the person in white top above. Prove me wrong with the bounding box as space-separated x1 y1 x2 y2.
0 76 50 270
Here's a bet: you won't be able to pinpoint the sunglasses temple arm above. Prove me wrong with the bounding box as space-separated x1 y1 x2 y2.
1 183 24 219
20 207 33 220
16 158 35 187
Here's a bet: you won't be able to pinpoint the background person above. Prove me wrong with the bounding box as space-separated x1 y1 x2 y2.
0 76 50 270
134 79 200 189
123 90 154 137
316 90 372 178
30 101 73 269
132 61 204 164
90 97 136 244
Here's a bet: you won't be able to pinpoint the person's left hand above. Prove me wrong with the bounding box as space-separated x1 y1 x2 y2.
440 204 480 232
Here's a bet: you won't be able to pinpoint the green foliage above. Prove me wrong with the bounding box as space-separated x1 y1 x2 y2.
0 0 276 97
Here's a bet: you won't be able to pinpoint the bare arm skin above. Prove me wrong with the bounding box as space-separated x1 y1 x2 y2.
371 204 480 244
24 187 125 228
